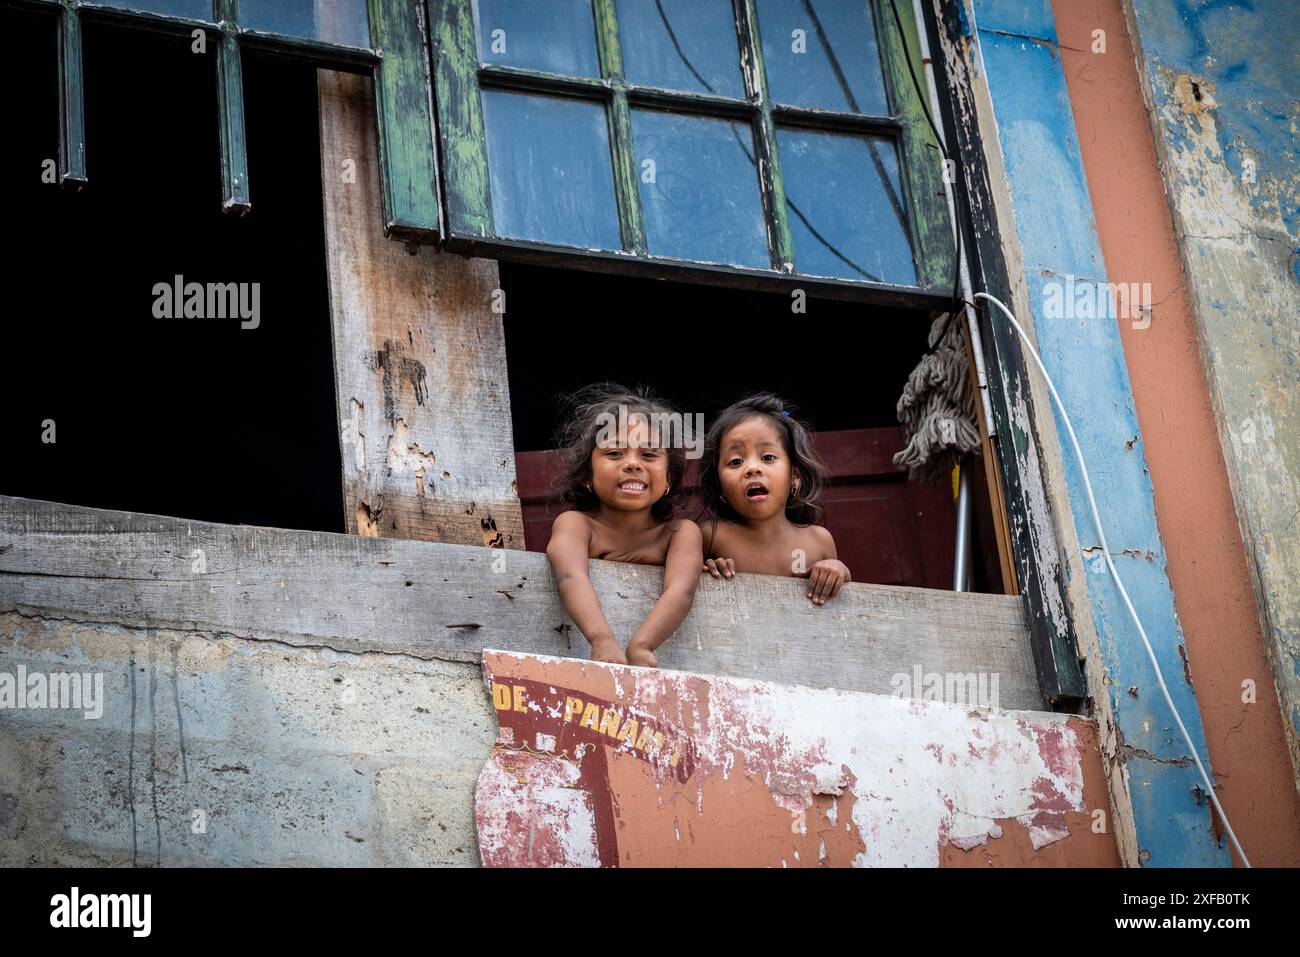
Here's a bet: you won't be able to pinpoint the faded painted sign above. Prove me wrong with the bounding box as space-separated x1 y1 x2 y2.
476 651 1118 867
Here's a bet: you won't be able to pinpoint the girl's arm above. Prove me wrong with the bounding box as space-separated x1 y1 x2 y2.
626 520 704 667
806 526 851 605
701 518 736 579
547 511 627 664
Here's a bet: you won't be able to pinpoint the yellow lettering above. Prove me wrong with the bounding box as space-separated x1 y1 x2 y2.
491 684 511 711
564 696 583 722
616 718 639 745
598 708 623 738
580 703 600 730
634 725 655 752
512 685 527 713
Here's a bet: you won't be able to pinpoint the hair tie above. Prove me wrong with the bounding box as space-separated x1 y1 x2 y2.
781 410 790 416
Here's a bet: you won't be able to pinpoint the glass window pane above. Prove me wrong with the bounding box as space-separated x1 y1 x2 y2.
616 0 744 98
473 0 600 77
481 90 621 251
757 0 888 115
632 110 768 267
96 0 213 20
240 0 370 48
777 128 915 284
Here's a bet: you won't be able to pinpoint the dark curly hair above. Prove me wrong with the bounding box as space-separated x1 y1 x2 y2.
698 393 826 526
552 383 687 522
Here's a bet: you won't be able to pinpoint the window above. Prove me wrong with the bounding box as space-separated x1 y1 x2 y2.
500 261 1008 594
24 0 438 238
433 0 954 304
1 12 344 530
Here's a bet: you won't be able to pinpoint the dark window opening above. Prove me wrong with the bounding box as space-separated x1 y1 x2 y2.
501 260 1005 592
1 12 344 532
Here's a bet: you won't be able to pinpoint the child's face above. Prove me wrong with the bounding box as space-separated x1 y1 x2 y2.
718 416 797 521
589 418 670 514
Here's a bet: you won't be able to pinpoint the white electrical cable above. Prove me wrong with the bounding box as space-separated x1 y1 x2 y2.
974 291 1250 868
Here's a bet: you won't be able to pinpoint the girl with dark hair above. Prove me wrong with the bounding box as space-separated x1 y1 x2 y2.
698 394 851 605
546 384 703 667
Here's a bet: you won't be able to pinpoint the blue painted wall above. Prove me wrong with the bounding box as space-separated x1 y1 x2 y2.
967 0 1230 865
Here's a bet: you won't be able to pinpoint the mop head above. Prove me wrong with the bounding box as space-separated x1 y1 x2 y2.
893 310 982 484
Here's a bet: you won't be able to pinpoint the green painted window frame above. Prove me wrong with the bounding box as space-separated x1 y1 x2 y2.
13 0 440 240
432 0 953 305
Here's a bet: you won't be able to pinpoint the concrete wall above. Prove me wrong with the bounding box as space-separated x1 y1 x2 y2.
1 614 492 866
1052 0 1300 866
0 497 1054 866
0 609 1115 868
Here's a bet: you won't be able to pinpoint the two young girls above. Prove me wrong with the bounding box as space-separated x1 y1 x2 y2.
546 384 851 667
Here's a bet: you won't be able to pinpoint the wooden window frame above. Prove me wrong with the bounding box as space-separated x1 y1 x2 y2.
431 0 955 308
14 0 440 240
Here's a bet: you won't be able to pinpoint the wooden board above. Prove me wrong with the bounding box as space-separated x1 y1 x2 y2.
0 496 1043 709
317 69 522 547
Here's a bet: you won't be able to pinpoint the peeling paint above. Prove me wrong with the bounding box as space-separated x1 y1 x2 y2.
474 651 1115 867
355 502 380 537
385 418 437 497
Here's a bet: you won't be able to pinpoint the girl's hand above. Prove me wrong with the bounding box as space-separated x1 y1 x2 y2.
589 636 628 665
703 557 736 579
806 559 850 605
626 642 658 668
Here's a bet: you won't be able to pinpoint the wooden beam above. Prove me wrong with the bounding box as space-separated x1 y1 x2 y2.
0 496 1044 709
367 0 443 240
317 69 523 548
963 312 1019 595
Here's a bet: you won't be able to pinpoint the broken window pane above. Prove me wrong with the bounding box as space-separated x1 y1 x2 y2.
616 0 745 98
757 0 888 115
777 128 914 284
633 109 768 267
473 0 600 77
482 90 621 250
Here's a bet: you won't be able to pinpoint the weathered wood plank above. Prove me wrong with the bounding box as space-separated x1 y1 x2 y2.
367 0 442 240
0 497 1043 709
879 0 953 291
317 70 523 547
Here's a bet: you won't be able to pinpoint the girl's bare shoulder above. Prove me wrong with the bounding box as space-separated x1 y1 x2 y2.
549 510 597 555
701 516 744 557
665 516 703 543
800 523 837 558
551 509 595 534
